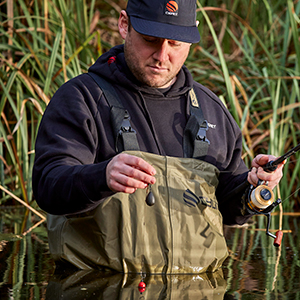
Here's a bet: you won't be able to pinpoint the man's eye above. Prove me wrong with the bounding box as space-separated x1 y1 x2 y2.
142 36 182 47
169 41 181 47
144 37 159 43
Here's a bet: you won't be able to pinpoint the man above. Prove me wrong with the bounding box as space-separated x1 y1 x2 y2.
33 0 283 273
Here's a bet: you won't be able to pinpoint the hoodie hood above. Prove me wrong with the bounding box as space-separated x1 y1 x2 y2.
88 45 193 97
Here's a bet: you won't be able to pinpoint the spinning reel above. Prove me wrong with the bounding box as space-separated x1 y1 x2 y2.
245 142 300 247
245 180 283 247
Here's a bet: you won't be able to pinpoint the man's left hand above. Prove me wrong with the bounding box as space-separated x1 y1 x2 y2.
247 154 285 189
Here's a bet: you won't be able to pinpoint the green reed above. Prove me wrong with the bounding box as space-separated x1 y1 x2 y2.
0 2 299 297
0 0 299 214
193 0 300 209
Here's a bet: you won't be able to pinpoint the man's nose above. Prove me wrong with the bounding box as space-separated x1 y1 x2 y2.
152 40 170 62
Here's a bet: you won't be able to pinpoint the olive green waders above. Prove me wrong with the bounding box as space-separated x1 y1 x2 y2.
47 73 228 273
47 151 228 273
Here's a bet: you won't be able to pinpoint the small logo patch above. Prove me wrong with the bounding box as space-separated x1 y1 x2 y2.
183 189 218 210
108 56 116 65
189 88 199 108
165 0 178 16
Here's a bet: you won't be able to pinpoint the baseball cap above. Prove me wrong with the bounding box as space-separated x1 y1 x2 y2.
126 0 200 44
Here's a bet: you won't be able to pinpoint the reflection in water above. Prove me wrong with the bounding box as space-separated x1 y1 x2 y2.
46 269 228 300
223 214 300 299
0 208 300 299
0 207 54 299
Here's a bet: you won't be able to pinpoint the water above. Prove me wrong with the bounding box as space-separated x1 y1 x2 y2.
0 207 299 299
223 216 300 299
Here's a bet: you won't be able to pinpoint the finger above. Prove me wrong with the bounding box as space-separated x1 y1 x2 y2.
118 169 152 188
119 154 157 185
106 154 156 192
108 179 138 194
247 167 258 186
123 154 156 176
122 164 156 185
107 168 149 192
252 154 276 168
107 165 149 191
260 168 283 189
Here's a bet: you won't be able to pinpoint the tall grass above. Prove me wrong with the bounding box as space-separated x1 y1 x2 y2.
191 0 300 209
0 0 299 217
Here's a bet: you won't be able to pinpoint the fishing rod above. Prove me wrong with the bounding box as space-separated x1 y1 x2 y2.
244 142 300 247
263 142 300 172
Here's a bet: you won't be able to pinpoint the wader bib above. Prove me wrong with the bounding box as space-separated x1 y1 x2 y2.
47 74 228 273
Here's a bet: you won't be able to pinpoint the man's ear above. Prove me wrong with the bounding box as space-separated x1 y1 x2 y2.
118 10 129 39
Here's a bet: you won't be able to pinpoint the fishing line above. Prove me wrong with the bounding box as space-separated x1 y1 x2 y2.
280 187 300 205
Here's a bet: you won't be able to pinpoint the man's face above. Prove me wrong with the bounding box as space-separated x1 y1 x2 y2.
119 12 191 88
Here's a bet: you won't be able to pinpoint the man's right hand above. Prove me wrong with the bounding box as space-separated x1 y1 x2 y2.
106 153 156 193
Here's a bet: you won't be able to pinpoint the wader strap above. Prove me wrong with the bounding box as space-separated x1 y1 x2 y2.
183 88 210 159
88 72 140 152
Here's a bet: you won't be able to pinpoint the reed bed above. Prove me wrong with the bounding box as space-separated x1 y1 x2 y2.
0 0 299 217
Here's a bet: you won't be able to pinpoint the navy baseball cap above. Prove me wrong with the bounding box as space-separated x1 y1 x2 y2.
126 0 200 44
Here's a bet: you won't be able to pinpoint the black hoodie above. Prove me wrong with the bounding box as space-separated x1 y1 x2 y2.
33 45 249 224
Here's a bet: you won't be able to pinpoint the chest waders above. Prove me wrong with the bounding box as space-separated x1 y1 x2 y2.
47 73 228 274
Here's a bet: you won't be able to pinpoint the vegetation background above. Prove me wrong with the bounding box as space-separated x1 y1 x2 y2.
0 0 299 221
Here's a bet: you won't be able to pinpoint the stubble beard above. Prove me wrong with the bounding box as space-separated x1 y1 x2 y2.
124 48 176 88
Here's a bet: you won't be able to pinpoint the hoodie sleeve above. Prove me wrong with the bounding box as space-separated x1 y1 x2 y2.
32 74 115 215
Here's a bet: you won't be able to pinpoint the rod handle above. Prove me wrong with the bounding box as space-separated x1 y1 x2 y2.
274 230 283 247
263 160 278 172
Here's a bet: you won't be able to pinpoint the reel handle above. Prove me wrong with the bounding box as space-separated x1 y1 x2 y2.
274 230 283 247
249 186 283 247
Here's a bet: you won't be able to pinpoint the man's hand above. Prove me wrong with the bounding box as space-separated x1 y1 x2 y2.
247 154 284 189
106 153 156 193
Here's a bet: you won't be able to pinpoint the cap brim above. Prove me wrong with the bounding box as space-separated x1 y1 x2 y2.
130 17 200 44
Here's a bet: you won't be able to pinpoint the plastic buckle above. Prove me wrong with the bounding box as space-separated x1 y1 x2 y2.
119 114 136 135
196 120 210 144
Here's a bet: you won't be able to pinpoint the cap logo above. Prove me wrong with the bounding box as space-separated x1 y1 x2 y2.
165 0 178 16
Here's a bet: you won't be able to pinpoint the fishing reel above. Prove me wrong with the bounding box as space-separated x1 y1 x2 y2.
245 180 283 247
240 142 300 247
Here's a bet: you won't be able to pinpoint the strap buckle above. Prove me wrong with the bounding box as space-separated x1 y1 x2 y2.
196 120 210 144
119 112 136 135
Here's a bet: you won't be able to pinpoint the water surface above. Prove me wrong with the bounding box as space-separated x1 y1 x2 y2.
0 207 299 299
